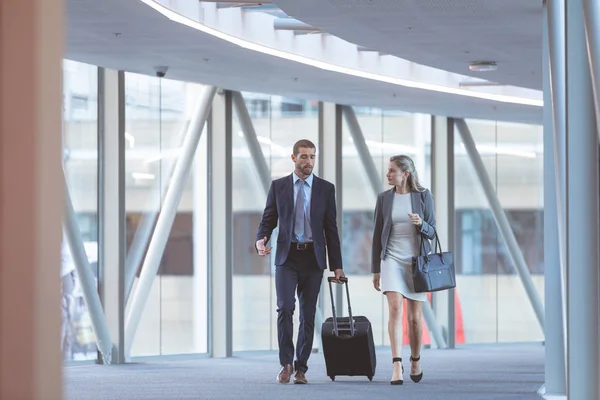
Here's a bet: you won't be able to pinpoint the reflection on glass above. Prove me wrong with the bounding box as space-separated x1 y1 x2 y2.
61 59 99 361
125 73 208 356
455 119 544 344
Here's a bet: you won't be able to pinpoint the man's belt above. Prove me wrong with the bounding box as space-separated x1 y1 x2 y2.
292 242 313 251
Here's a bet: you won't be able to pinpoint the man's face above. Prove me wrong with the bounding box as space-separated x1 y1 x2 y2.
292 147 316 177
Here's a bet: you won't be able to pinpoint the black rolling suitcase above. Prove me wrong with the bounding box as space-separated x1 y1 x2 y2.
321 277 376 381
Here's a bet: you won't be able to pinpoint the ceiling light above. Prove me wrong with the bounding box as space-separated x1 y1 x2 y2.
469 62 498 72
139 0 541 107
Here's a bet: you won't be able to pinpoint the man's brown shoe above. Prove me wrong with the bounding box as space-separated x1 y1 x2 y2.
293 371 308 384
276 364 293 383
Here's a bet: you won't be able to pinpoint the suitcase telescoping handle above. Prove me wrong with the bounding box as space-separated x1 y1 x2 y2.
327 277 355 337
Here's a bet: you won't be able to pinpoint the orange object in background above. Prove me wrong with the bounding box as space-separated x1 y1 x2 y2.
401 291 465 345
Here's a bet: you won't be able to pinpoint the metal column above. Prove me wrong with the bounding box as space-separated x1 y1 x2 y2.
543 0 567 395
446 118 456 349
63 170 113 364
124 86 217 356
208 90 233 357
98 68 127 364
454 119 545 331
566 1 600 398
432 116 456 349
547 0 568 343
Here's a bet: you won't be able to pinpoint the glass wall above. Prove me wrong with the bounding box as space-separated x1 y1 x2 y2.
454 119 544 343
341 108 432 346
61 60 99 361
232 93 319 351
59 64 545 360
125 73 208 356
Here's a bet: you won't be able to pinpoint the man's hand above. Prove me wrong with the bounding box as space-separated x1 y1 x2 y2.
372 273 381 291
331 268 345 284
256 236 272 256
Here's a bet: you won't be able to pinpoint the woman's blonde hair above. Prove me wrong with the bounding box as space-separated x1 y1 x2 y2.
390 155 425 193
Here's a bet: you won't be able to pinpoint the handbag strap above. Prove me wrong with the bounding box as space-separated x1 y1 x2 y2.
418 228 443 256
416 190 444 256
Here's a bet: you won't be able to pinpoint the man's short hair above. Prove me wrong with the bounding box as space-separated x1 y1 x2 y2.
293 139 316 156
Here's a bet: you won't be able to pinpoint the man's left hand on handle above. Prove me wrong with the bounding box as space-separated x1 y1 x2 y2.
331 268 345 284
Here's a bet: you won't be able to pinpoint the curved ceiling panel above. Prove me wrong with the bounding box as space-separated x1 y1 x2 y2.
65 0 542 123
272 0 543 90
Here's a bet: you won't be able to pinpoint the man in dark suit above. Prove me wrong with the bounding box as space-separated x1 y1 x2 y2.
256 139 344 385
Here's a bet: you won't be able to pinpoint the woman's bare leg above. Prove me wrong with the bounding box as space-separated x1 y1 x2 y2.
406 299 423 375
386 292 404 381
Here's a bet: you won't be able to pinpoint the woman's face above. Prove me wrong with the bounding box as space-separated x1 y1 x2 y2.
386 161 408 187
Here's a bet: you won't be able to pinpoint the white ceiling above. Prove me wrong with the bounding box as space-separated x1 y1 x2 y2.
272 0 543 90
66 0 542 123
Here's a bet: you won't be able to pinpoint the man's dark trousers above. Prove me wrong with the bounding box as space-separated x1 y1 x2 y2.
276 244 323 373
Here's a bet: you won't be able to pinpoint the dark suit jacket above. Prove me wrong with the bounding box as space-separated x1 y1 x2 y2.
371 188 437 273
256 173 343 271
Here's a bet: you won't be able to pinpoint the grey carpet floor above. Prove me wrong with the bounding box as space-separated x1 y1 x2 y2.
65 344 544 400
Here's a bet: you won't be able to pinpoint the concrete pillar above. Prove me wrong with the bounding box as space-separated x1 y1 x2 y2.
0 0 64 398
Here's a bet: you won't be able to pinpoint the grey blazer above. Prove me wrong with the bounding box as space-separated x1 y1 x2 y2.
371 188 437 274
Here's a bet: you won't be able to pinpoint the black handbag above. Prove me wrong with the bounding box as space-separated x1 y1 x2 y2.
412 231 456 293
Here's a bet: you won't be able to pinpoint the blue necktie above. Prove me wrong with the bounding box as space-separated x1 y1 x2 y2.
294 179 306 242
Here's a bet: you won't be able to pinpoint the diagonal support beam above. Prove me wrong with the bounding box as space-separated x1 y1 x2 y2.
454 118 545 332
124 121 190 302
341 105 383 195
125 86 217 356
231 91 271 194
62 170 113 364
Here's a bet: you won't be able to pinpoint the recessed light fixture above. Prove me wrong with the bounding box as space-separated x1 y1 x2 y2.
469 61 498 72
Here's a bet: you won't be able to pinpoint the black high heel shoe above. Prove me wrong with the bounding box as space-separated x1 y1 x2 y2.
410 355 423 383
391 357 403 385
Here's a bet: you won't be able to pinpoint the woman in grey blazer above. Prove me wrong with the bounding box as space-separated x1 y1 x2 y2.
371 155 436 385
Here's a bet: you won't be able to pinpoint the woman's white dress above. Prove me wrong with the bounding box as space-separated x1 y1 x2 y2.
380 193 427 302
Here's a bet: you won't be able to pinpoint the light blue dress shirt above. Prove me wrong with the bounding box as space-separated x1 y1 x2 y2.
293 172 313 243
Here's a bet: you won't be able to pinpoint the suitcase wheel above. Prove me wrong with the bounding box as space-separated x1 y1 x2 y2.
368 376 373 381
330 376 335 381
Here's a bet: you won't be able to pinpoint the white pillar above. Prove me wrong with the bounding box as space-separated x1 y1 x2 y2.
543 0 567 395
432 116 455 348
565 1 600 398
99 68 127 364
209 90 233 357
0 0 63 397
192 128 209 353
